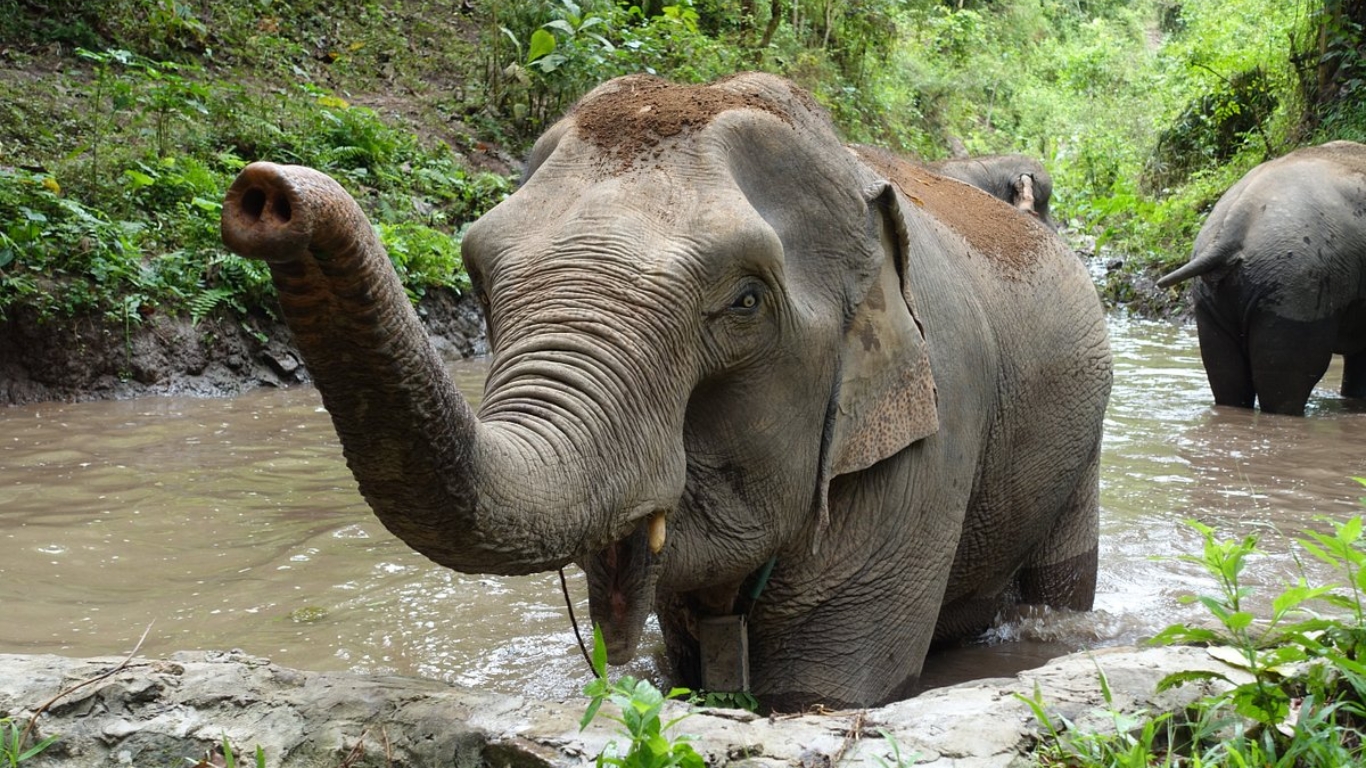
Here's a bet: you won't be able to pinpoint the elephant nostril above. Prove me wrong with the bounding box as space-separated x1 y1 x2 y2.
240 187 267 221
238 187 292 224
271 192 293 222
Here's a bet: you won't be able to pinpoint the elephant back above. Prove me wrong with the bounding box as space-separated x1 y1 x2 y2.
1291 140 1366 178
851 145 1055 279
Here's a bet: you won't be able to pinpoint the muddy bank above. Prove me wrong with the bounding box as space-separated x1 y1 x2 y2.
1072 233 1191 321
0 645 1241 768
0 289 486 407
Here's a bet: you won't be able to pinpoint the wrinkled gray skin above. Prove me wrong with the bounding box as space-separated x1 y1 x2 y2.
930 154 1054 226
1157 140 1366 416
220 73 1112 710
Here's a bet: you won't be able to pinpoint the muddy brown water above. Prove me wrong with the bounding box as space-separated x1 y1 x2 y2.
3 315 1365 701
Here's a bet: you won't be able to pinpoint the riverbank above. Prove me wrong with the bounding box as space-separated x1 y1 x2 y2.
0 288 487 407
0 644 1241 768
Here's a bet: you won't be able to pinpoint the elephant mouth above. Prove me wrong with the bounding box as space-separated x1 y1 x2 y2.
583 510 667 665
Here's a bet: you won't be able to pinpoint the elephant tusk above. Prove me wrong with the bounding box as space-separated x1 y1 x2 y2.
648 511 667 555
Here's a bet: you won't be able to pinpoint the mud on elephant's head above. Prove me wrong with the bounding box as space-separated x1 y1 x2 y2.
460 73 938 661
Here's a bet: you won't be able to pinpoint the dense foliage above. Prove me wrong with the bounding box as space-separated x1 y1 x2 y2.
0 0 1364 326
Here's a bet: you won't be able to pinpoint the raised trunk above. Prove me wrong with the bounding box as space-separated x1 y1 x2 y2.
220 162 630 576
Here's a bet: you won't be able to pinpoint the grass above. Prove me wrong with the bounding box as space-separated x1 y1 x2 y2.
183 736 267 768
0 719 57 768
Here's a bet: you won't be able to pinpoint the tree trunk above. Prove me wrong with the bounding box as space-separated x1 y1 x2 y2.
759 0 783 50
1306 0 1366 125
740 0 756 44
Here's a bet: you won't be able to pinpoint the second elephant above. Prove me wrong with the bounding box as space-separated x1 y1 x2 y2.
1157 140 1366 416
930 153 1055 226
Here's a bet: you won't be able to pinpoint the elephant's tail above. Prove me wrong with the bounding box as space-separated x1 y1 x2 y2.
1155 244 1236 288
1156 259 1210 288
1157 170 1260 289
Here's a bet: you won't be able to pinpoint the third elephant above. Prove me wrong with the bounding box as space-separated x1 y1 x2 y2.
930 154 1054 227
1158 140 1366 416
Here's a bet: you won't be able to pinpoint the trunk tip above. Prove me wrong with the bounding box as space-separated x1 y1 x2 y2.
221 162 311 260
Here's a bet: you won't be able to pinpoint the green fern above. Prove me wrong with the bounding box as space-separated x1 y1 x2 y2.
189 287 233 326
322 145 372 166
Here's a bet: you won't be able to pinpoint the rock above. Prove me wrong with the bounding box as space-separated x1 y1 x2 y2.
0 645 1244 768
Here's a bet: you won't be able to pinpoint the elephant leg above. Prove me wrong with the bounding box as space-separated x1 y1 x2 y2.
750 469 964 710
1247 316 1335 416
750 568 947 711
1194 303 1255 409
654 591 704 690
1342 351 1366 400
1016 452 1100 611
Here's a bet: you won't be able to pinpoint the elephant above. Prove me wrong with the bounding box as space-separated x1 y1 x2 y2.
220 73 1112 710
1156 140 1366 416
929 154 1055 226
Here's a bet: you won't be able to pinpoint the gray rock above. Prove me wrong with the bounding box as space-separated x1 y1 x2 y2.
0 645 1244 768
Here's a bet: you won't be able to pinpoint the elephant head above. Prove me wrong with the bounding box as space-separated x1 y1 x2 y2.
221 73 938 671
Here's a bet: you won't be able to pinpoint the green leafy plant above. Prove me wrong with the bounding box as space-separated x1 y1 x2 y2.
185 734 266 768
188 287 235 326
377 222 471 302
869 727 921 768
1018 663 1181 767
1150 520 1336 728
690 689 759 713
522 0 614 75
0 717 58 768
1023 509 1366 766
580 626 704 768
219 734 265 768
480 0 738 141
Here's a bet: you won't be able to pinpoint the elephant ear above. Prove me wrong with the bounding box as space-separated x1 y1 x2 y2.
827 181 939 479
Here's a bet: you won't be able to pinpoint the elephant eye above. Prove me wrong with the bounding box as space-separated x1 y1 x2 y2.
729 285 762 313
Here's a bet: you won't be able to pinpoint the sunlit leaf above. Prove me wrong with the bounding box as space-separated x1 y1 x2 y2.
591 624 608 678
123 169 156 188
528 28 558 63
1206 644 1254 669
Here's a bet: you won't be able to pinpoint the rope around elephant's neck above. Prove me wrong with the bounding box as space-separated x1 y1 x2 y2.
746 557 778 604
560 568 596 675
